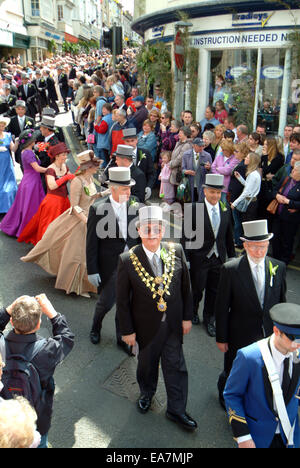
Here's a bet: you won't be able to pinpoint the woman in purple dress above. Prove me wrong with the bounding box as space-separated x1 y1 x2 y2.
0 129 46 237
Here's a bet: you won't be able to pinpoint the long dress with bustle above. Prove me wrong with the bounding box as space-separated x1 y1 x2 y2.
21 175 98 295
17 166 71 245
0 149 45 237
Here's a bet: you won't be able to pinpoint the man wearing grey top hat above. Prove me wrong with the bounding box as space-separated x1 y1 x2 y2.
116 206 197 430
115 144 147 203
86 167 141 353
182 138 212 202
6 100 34 169
215 219 286 409
185 174 235 337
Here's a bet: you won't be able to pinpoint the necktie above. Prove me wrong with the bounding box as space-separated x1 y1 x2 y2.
282 357 291 400
211 206 219 234
19 117 24 131
24 84 28 97
152 253 162 278
254 264 264 307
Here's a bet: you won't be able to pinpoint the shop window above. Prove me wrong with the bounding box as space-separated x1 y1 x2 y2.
288 47 299 127
209 49 258 130
31 0 40 16
257 49 285 133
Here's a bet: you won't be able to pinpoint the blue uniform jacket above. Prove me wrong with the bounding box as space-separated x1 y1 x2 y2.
224 340 300 448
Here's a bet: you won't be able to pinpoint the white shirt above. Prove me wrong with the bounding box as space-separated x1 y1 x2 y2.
45 133 55 142
142 244 161 265
18 115 25 129
109 194 127 242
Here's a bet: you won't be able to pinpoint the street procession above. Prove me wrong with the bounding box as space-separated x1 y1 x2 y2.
0 0 300 452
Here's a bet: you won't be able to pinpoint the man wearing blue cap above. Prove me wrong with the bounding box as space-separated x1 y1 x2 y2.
224 302 300 448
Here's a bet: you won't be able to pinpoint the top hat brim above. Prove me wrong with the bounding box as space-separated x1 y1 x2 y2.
240 233 274 242
39 123 55 130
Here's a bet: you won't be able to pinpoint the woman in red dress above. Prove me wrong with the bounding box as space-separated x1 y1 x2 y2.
18 142 74 245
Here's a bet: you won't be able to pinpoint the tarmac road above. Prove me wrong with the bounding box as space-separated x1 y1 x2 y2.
1 111 300 449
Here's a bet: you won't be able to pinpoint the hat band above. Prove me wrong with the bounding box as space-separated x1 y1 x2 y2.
109 178 131 185
243 234 270 241
273 321 300 337
204 184 224 189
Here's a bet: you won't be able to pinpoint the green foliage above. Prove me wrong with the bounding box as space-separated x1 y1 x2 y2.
47 39 58 53
136 42 173 110
62 39 99 56
230 70 256 130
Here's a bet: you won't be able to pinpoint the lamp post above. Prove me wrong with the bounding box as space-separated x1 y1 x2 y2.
174 20 192 120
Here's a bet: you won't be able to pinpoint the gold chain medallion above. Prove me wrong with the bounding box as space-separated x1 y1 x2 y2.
129 244 176 313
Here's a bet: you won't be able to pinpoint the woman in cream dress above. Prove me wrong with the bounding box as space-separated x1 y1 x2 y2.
21 151 109 297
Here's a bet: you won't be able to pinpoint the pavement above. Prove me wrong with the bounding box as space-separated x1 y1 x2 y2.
1 109 300 450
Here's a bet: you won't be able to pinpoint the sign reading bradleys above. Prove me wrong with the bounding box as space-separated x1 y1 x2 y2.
232 12 272 28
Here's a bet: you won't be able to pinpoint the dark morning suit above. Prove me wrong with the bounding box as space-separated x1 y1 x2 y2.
116 242 193 415
6 115 34 166
224 339 300 448
58 72 69 111
46 76 59 113
215 254 286 397
130 164 146 203
32 77 48 115
135 147 156 189
18 83 37 119
185 201 235 326
271 177 300 265
86 196 140 339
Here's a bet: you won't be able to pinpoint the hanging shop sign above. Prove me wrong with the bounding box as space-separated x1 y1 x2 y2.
261 66 284 79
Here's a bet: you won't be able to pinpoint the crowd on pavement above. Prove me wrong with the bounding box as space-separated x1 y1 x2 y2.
0 47 299 449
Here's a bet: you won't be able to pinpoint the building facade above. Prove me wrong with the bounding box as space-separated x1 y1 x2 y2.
0 0 30 64
132 0 300 134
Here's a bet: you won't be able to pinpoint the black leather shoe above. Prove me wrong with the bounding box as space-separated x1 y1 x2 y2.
206 323 216 337
90 331 100 345
137 395 152 413
192 314 200 325
117 340 134 356
166 411 198 431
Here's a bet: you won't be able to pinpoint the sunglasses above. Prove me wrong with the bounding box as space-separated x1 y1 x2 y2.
139 224 163 236
284 333 300 343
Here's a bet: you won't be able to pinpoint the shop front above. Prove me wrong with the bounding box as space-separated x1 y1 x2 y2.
134 3 300 135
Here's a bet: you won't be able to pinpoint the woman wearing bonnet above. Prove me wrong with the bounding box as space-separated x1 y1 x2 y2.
21 151 110 297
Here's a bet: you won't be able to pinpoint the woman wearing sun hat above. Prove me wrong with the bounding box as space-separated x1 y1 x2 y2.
21 151 109 297
18 142 74 245
0 116 19 214
0 128 46 237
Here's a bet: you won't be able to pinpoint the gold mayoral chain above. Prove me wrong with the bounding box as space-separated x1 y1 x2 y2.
129 244 176 313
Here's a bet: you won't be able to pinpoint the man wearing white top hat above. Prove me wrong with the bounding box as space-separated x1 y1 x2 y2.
185 173 235 337
86 166 140 353
215 219 286 409
224 303 300 448
116 206 197 430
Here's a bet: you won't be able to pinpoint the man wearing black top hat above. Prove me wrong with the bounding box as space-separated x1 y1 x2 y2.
86 166 140 353
224 302 300 448
115 144 147 203
215 219 286 409
185 174 235 337
57 66 69 112
32 70 48 117
43 69 59 114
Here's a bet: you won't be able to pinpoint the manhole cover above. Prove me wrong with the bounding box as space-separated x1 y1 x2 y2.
102 357 167 413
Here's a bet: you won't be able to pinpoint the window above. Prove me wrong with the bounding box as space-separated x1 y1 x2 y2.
31 0 40 16
57 5 63 21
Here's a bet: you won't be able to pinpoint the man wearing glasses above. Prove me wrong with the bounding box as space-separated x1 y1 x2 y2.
215 220 286 409
116 206 197 431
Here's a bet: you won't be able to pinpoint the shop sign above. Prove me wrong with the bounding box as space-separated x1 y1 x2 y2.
261 66 283 79
232 12 274 28
191 30 294 49
151 26 165 39
230 66 249 78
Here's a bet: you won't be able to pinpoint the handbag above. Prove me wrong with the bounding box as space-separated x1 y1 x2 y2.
175 167 183 184
87 134 95 144
266 176 289 215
